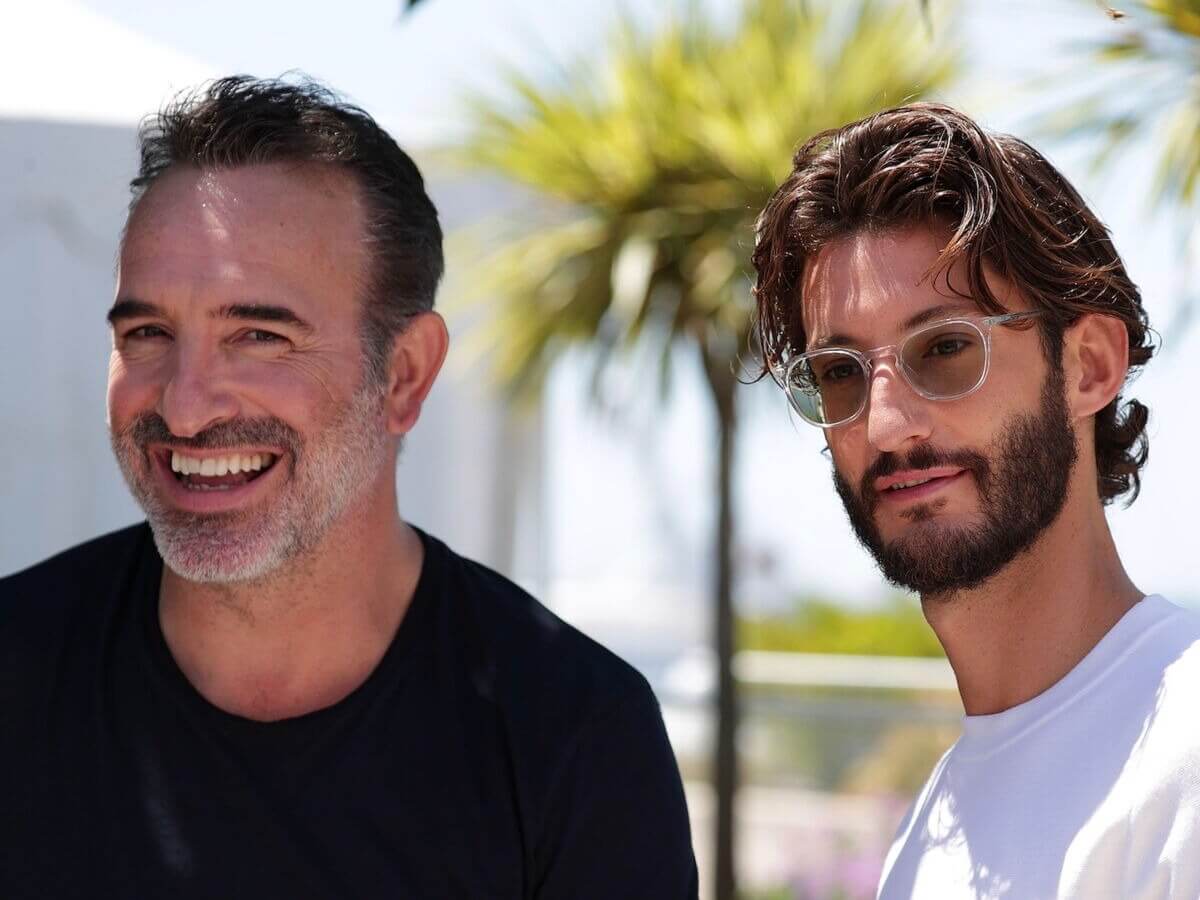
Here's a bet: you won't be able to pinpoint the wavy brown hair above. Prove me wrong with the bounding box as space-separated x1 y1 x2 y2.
752 102 1154 505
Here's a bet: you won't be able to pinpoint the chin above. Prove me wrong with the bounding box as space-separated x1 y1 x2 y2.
147 512 295 583
878 504 979 542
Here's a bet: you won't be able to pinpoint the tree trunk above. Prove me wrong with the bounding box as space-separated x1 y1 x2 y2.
701 348 739 900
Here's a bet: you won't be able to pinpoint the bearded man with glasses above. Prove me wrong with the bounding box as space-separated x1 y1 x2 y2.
754 103 1200 898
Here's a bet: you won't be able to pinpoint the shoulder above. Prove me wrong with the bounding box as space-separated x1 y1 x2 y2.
421 531 674 821
0 523 153 620
423 531 654 711
877 743 959 892
1113 603 1200 893
0 523 153 708
1132 596 1200 684
1118 597 1200 786
419 535 694 884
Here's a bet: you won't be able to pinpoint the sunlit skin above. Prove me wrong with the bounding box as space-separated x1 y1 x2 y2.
803 225 1142 714
107 163 448 721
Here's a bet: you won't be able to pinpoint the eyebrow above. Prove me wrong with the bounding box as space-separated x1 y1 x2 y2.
807 301 980 352
106 299 314 333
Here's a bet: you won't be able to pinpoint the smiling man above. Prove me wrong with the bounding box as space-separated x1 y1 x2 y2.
0 76 696 899
753 104 1200 898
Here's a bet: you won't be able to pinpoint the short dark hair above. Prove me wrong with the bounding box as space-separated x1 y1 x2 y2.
752 102 1154 505
130 74 444 385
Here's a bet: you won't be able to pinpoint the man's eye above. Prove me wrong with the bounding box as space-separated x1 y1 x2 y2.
243 330 287 344
820 362 859 383
926 337 971 358
124 325 169 340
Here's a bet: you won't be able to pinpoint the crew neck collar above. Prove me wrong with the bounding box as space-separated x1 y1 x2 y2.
134 523 441 738
956 595 1177 758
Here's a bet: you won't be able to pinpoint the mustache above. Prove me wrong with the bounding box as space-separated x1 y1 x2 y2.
859 443 990 512
119 412 303 453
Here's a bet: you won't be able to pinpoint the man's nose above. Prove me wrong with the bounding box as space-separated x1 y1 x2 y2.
864 363 932 453
158 345 240 438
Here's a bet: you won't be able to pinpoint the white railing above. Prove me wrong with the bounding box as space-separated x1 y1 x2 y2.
661 647 959 702
734 650 957 693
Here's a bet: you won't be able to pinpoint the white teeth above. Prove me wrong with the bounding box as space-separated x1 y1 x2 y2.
890 477 934 490
170 451 275 478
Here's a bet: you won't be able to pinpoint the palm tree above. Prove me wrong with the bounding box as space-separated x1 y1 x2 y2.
1046 2 1200 313
457 2 958 896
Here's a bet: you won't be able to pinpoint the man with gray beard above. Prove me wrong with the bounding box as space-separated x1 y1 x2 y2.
0 76 697 899
753 103 1200 898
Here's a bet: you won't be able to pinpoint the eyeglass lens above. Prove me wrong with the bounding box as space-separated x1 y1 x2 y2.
788 321 987 425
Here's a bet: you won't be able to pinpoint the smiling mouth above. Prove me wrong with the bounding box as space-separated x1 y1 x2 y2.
883 475 955 496
885 475 940 491
165 450 279 491
877 470 968 504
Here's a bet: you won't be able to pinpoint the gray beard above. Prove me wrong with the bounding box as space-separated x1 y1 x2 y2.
111 382 390 584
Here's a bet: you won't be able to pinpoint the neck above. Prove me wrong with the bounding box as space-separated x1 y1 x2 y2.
158 474 423 722
924 487 1142 716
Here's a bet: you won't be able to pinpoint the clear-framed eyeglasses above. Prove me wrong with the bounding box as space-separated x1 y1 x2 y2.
781 311 1043 429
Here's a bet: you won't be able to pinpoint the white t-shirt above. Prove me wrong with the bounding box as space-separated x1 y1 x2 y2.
877 595 1200 900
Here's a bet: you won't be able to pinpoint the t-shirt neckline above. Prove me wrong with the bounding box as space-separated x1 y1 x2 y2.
135 523 442 739
955 594 1177 758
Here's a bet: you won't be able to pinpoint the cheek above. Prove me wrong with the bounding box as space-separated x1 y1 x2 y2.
827 426 869 487
270 354 346 400
225 358 354 432
957 358 1045 432
243 358 344 409
106 353 157 429
981 333 1050 397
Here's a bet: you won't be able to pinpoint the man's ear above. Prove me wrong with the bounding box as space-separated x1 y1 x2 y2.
383 312 449 436
1064 313 1129 420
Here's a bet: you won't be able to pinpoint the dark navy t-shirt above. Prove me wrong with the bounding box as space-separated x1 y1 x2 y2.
0 524 697 899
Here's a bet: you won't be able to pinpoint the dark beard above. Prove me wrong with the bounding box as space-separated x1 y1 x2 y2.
832 366 1078 598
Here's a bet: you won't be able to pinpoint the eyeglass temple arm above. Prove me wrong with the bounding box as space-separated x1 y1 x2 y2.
987 310 1043 326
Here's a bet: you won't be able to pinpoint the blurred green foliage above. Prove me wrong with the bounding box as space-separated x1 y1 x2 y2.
1050 1 1200 212
455 0 959 399
739 596 944 657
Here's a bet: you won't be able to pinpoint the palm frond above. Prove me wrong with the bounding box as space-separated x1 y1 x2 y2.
1046 1 1200 211
455 0 961 403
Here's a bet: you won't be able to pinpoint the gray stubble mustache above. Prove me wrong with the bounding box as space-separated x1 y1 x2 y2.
122 412 304 458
